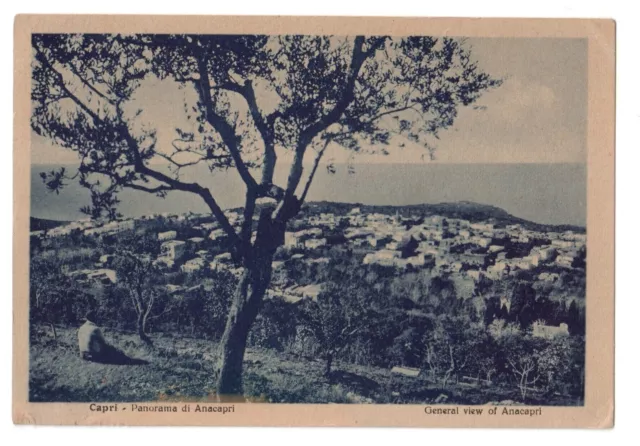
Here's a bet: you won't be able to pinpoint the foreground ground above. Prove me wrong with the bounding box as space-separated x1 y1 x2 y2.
29 325 580 405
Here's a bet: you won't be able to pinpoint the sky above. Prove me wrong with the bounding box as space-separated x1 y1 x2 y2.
31 37 587 166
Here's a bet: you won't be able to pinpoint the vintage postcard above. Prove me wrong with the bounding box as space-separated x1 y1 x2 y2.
13 15 614 427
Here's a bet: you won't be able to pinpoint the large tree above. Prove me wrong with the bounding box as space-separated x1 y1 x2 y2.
31 33 500 396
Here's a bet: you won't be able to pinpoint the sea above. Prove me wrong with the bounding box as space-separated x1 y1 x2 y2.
30 163 586 227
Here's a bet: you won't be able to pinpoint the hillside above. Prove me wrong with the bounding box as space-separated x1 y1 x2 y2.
32 201 584 234
303 200 586 233
29 325 578 405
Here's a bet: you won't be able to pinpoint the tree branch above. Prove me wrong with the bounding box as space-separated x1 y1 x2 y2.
137 161 240 247
221 79 278 185
129 290 142 315
272 37 382 213
299 138 331 204
106 111 242 248
241 189 256 256
142 293 156 322
35 50 105 125
194 56 258 192
127 182 173 194
67 63 118 105
146 305 172 321
301 36 382 145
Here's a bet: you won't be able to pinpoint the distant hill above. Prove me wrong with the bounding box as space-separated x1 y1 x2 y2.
30 200 584 235
303 200 586 234
30 217 69 232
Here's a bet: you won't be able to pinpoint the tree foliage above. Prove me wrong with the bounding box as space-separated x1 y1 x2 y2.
32 33 501 257
298 282 366 377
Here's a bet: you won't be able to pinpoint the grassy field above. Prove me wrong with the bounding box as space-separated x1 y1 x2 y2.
29 325 579 405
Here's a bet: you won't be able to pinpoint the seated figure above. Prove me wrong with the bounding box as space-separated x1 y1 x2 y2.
78 311 107 361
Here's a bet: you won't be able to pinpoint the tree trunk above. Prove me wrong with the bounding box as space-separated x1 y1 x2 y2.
215 249 275 398
214 205 287 398
50 322 57 341
486 370 494 385
441 372 451 390
325 353 334 378
520 373 528 401
137 312 151 344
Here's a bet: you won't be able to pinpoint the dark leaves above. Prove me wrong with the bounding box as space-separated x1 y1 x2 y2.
39 167 70 195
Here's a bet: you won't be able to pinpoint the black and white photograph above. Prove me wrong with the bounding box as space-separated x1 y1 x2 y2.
19 19 606 419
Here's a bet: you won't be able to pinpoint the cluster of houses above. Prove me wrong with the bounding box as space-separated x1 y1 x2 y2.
36 206 585 322
259 209 586 320
61 249 121 287
67 268 117 286
30 210 223 240
151 225 240 277
294 209 585 282
31 218 137 239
